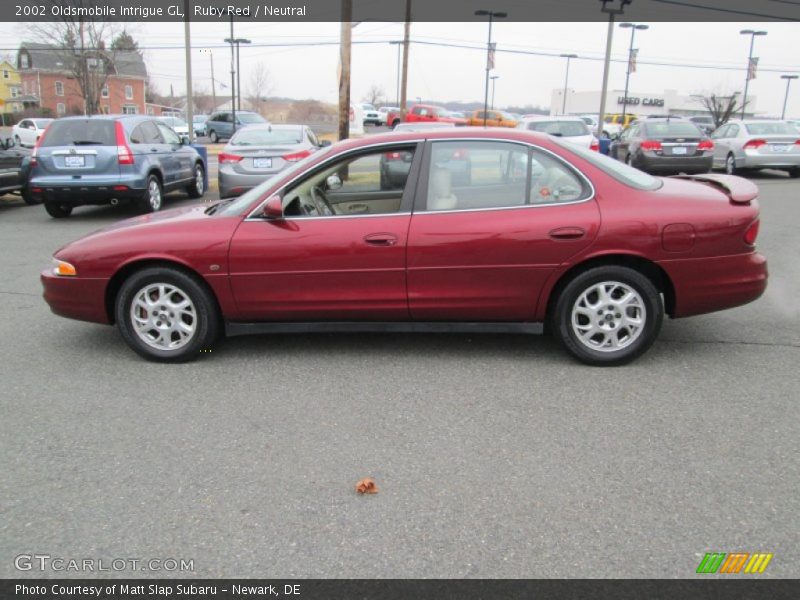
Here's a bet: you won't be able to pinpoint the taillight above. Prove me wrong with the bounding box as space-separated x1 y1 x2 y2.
743 139 767 150
640 140 662 151
282 149 312 162
794 139 800 145
590 139 600 152
744 219 760 245
218 152 243 164
697 140 714 151
115 121 134 165
30 124 49 167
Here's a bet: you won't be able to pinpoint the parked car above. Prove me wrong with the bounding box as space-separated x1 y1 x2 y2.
218 124 329 198
157 116 190 136
28 115 206 218
403 104 468 127
359 104 382 126
378 106 400 125
710 119 800 177
205 111 268 143
609 118 713 174
12 118 53 148
518 116 599 151
599 113 638 139
579 114 600 133
392 122 456 132
192 115 208 137
468 110 518 128
41 128 766 366
688 116 716 134
0 136 34 204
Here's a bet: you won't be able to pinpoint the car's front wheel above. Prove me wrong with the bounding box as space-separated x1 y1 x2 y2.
44 201 73 218
551 266 663 366
115 267 220 362
186 162 205 198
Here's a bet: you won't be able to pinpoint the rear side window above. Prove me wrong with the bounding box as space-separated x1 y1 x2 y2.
643 122 702 137
553 137 662 191
526 120 590 137
40 120 116 146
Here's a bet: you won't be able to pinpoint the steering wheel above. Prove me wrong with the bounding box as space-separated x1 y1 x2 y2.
310 185 335 216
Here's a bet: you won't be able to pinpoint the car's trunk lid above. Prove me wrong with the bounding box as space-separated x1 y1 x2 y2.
668 173 758 204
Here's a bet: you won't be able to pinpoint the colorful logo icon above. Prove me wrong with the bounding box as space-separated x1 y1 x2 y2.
696 552 773 574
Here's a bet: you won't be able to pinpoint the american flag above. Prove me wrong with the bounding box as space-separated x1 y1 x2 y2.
629 48 638 73
747 57 759 80
487 43 497 70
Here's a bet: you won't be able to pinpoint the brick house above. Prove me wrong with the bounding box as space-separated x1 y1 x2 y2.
16 42 147 116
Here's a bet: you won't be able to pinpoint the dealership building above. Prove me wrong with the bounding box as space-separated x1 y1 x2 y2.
550 89 757 118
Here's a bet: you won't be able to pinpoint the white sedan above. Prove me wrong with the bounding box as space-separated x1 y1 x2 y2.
157 116 190 136
517 116 599 151
12 118 53 148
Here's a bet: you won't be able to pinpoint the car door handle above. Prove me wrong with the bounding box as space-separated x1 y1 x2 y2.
549 227 586 240
150 148 158 152
364 233 398 246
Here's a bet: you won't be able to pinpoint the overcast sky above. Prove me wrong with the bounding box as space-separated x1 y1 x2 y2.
2 21 798 116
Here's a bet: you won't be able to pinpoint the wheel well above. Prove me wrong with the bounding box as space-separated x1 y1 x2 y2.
104 259 221 324
147 168 163 186
545 254 676 320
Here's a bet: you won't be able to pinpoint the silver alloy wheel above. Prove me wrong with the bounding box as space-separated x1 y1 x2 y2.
148 179 162 211
726 154 735 175
570 281 646 353
130 283 196 351
194 166 204 195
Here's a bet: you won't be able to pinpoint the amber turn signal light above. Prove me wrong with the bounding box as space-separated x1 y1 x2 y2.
52 259 77 277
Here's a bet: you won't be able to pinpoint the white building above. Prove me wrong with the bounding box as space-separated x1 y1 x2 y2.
551 89 757 118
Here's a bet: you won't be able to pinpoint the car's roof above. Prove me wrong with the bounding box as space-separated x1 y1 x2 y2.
520 115 587 122
336 128 554 151
233 123 305 131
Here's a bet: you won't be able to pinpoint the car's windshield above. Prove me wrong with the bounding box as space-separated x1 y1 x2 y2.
526 120 590 137
238 113 267 124
552 137 662 191
745 122 797 135
231 127 304 146
34 119 53 128
219 146 334 216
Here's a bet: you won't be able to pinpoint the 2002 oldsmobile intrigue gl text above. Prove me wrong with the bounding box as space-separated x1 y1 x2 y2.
41 129 767 365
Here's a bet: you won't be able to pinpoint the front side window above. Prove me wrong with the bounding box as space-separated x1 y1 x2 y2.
280 146 417 217
156 122 180 144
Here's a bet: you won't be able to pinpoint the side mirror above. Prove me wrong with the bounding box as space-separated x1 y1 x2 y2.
326 174 343 191
261 196 283 220
180 135 190 145
320 139 332 147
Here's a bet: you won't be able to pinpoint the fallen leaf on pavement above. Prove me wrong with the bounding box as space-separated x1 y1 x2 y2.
355 477 378 494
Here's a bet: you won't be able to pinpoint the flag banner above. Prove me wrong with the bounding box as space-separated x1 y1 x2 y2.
747 56 759 80
629 48 638 73
487 42 496 70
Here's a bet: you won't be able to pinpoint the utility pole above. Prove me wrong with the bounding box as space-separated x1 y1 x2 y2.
400 0 411 114
200 49 216 108
338 0 352 141
183 0 193 143
598 0 631 138
229 15 236 136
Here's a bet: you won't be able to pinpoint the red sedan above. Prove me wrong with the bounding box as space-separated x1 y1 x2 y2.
42 129 767 365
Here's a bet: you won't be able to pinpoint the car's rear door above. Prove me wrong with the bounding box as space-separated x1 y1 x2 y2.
407 139 601 321
227 142 423 321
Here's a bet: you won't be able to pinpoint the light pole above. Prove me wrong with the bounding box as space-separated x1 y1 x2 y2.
475 9 507 126
490 75 499 110
598 0 631 138
390 40 402 107
740 29 767 119
619 22 648 122
226 16 236 136
781 74 798 120
225 37 251 111
199 49 216 108
560 53 577 115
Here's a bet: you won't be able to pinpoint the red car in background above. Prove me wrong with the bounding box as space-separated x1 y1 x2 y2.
42 129 766 365
387 104 469 129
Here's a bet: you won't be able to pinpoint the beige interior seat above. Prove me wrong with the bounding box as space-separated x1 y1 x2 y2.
427 168 458 211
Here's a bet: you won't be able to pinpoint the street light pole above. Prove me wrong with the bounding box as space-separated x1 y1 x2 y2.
598 0 630 138
225 37 251 111
619 22 648 122
490 75 499 110
781 74 798 120
475 9 507 127
740 29 767 119
227 16 236 136
560 53 577 115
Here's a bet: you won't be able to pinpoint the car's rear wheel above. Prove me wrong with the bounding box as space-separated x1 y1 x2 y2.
186 162 205 198
115 267 220 362
551 266 663 366
209 130 219 143
21 187 38 205
44 201 73 218
138 175 163 213
787 168 800 178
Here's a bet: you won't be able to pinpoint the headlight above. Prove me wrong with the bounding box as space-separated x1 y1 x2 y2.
52 259 77 277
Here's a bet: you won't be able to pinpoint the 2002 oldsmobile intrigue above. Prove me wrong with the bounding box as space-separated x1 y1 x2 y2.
42 129 767 365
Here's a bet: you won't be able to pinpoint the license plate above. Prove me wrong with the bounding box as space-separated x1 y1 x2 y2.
64 155 85 167
671 146 688 155
771 144 791 153
253 158 272 169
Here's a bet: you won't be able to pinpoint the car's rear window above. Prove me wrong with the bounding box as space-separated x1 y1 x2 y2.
643 122 702 137
526 120 590 137
231 128 304 146
745 122 797 135
40 120 116 146
238 113 267 124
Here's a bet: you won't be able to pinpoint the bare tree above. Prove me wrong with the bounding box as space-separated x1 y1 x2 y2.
247 61 274 115
692 92 748 128
362 84 385 107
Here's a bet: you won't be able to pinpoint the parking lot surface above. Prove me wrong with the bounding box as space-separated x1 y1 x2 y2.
1 171 798 578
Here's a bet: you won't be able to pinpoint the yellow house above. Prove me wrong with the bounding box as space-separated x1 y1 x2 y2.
0 60 23 113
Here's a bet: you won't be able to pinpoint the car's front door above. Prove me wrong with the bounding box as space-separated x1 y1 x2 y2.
155 122 191 185
407 140 601 321
227 143 423 321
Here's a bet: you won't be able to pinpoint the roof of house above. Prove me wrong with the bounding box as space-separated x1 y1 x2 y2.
18 42 147 79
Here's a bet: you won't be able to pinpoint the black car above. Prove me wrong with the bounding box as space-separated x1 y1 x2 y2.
610 118 713 175
0 137 34 205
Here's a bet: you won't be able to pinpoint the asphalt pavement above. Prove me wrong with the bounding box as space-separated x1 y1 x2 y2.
0 170 798 578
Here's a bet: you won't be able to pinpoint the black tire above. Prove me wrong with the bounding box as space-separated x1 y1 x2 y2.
21 187 38 205
788 168 800 179
138 174 163 214
44 201 73 218
186 162 206 198
14 134 22 146
115 267 220 363
391 120 400 129
208 130 219 143
551 266 663 366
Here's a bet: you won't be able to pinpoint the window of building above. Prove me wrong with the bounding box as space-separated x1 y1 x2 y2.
56 103 66 116
125 85 133 100
101 85 109 98
10 87 19 98
122 104 138 115
55 81 64 96
20 54 29 69
2 70 8 79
